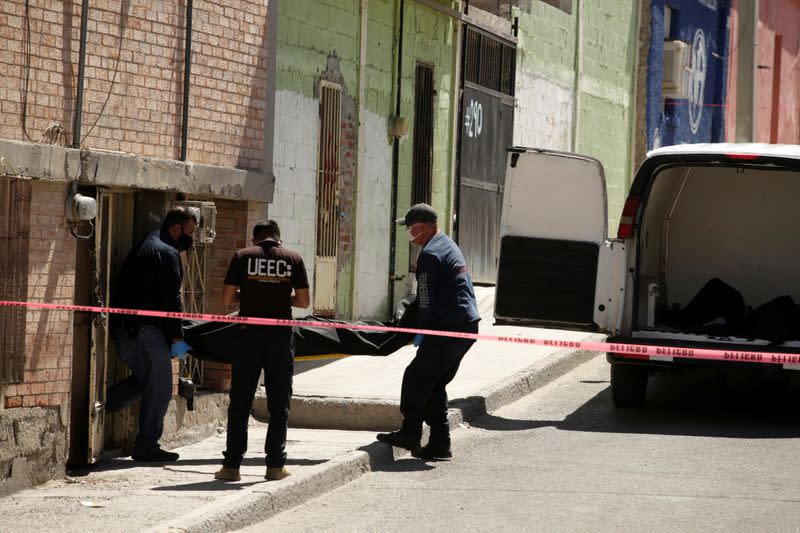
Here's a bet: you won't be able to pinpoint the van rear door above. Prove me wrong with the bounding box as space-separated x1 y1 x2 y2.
494 148 626 334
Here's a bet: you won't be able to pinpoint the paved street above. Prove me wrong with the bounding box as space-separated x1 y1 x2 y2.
249 355 800 533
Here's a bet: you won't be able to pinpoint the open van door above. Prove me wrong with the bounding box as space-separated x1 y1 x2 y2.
494 148 626 334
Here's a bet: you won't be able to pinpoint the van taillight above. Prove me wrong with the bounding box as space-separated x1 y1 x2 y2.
617 195 640 239
725 153 760 160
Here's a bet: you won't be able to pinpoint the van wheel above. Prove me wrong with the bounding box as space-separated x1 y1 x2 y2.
610 363 648 408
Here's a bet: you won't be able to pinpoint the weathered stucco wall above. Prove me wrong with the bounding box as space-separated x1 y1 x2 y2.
275 0 458 319
513 3 575 151
513 1 638 230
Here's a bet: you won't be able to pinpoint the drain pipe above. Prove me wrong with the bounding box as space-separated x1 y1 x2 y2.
71 0 89 148
387 0 405 318
180 0 194 161
262 0 278 217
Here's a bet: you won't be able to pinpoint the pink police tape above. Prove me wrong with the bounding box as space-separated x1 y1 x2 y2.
2 299 800 366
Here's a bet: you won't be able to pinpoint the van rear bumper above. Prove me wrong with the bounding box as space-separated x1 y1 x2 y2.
606 336 800 370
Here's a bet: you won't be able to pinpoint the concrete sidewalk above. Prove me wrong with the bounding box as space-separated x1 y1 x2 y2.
2 288 604 532
282 287 603 430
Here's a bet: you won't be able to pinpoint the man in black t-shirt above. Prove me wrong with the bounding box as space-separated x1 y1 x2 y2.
214 220 309 482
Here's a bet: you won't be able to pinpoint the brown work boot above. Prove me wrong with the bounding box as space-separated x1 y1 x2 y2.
213 466 241 482
265 466 290 481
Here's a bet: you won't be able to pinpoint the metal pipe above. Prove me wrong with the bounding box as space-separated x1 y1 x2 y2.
352 0 368 318
571 0 583 152
387 0 405 318
262 0 278 216
71 0 89 148
180 0 194 161
452 18 466 243
448 16 463 238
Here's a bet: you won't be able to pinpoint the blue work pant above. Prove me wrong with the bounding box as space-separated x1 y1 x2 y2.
107 325 173 456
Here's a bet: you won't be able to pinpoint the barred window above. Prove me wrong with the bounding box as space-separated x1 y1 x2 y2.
463 27 517 96
0 177 31 384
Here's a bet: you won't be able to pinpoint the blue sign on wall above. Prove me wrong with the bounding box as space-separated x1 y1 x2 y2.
646 0 731 149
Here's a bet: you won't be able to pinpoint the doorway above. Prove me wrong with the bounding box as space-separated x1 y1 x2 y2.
69 189 134 465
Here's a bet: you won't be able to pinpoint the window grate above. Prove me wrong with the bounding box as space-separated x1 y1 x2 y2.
315 84 341 258
409 63 435 272
412 63 434 206
464 27 517 96
0 178 31 384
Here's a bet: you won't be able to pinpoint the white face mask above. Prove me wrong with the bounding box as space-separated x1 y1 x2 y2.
407 226 422 242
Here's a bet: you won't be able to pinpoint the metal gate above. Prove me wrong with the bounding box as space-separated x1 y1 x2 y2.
313 82 341 316
456 27 516 283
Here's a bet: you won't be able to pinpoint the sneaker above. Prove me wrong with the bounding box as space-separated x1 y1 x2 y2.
131 449 180 462
265 466 290 481
412 443 452 460
376 430 421 451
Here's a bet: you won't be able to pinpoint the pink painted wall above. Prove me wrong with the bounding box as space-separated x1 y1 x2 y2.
725 0 800 143
756 0 800 143
725 3 740 141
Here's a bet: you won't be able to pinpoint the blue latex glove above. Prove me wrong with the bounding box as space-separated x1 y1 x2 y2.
170 340 192 360
413 334 424 347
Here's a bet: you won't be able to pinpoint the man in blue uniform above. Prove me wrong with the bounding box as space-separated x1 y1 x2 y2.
107 206 197 462
377 203 480 460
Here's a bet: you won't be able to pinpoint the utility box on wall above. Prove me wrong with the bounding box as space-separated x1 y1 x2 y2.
662 40 690 99
172 201 217 244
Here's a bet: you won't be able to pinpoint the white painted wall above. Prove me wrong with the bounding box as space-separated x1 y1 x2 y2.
272 90 318 317
353 110 392 320
513 68 573 151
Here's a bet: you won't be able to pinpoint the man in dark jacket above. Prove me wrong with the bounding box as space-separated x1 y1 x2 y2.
214 219 310 482
106 206 197 462
377 203 480 460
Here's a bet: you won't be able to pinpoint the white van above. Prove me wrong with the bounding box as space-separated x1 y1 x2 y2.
494 144 800 407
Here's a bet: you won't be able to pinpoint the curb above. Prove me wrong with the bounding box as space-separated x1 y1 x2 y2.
145 443 400 533
157 347 601 531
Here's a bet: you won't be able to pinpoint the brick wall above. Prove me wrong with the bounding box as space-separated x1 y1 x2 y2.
334 94 357 319
0 0 268 169
3 181 75 409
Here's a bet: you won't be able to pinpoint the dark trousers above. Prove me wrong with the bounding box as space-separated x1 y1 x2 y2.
400 322 478 445
107 325 173 456
223 326 294 469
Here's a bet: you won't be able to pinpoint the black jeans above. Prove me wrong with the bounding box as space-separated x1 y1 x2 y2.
399 322 478 445
223 325 294 469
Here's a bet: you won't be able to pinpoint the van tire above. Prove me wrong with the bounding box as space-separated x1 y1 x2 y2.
610 363 648 408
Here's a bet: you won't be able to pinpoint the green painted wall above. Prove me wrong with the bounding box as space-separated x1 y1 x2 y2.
276 1 459 316
515 3 575 86
392 1 458 288
575 1 639 230
277 0 361 95
513 1 638 231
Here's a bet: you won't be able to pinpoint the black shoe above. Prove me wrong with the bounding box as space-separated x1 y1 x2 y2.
412 443 452 460
376 430 421 451
132 449 180 462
